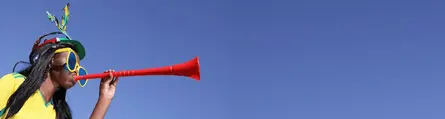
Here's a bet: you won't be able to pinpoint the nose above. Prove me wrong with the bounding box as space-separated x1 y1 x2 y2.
71 70 78 76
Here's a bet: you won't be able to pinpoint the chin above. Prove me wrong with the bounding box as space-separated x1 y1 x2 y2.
62 83 75 89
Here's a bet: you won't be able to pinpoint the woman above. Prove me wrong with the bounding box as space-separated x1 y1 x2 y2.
0 35 117 119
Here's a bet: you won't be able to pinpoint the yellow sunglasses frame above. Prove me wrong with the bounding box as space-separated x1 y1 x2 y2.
55 48 88 87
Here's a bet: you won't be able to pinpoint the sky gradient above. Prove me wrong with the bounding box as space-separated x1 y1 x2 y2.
1 0 445 119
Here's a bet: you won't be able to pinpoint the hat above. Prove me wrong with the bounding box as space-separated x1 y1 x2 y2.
57 37 86 60
31 32 86 60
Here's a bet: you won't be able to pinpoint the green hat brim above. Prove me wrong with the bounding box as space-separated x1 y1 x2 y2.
59 40 86 60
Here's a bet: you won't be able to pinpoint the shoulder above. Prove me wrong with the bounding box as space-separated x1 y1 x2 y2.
0 73 26 84
0 73 27 117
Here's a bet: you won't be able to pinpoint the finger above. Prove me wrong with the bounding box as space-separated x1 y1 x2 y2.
111 76 119 87
111 69 117 83
104 69 113 84
111 69 115 82
101 69 111 81
101 69 110 81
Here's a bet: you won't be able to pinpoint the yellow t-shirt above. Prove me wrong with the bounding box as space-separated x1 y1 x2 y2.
0 73 56 119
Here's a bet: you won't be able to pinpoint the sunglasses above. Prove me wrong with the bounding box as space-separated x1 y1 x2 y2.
55 48 88 87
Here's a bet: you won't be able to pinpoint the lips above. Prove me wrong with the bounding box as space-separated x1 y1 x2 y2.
70 78 76 84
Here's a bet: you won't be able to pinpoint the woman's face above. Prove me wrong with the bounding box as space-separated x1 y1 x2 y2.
50 52 78 89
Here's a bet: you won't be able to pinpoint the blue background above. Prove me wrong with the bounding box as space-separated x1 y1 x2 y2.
1 0 445 119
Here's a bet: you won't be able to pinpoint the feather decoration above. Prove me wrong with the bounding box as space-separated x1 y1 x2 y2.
46 3 71 39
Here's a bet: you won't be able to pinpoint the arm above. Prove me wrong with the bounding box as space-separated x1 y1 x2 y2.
89 97 112 119
89 70 119 119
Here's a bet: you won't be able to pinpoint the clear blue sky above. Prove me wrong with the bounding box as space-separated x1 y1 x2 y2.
1 0 445 119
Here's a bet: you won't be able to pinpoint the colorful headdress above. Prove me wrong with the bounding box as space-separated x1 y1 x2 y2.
36 3 85 60
14 3 86 72
46 3 71 39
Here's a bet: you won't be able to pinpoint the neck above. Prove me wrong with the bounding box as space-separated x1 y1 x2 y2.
39 77 58 104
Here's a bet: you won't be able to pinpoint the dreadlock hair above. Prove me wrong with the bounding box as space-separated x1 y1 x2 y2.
4 43 75 119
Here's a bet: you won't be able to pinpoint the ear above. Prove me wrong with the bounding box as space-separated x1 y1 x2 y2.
49 57 55 68
48 54 58 72
51 57 55 65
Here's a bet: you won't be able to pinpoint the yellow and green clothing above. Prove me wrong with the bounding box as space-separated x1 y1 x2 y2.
0 73 56 119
